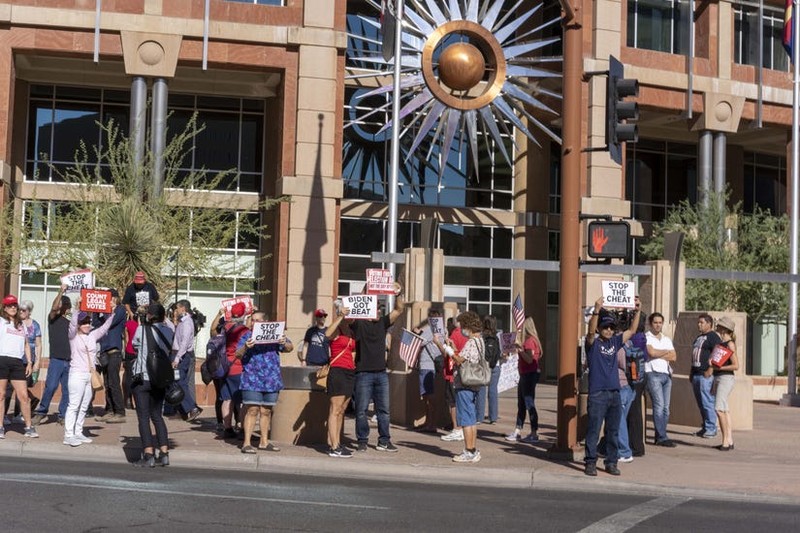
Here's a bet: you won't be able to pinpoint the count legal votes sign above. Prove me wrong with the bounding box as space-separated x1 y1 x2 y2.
80 289 113 313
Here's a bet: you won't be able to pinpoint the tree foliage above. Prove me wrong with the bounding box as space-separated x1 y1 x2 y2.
2 114 285 296
639 190 789 324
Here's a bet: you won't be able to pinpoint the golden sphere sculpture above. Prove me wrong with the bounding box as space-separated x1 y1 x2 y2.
437 42 486 91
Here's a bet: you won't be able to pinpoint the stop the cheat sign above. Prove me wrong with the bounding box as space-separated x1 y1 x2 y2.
80 289 113 313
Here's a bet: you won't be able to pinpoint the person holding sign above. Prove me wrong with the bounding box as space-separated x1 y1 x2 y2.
583 297 640 477
413 308 445 434
324 303 356 458
711 317 739 451
505 316 543 444
63 298 117 447
235 311 292 454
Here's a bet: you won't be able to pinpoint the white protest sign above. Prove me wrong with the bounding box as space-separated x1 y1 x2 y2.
61 269 94 294
135 290 151 307
222 296 254 320
251 321 285 344
602 280 636 309
429 317 445 338
342 294 378 320
498 354 520 393
498 331 518 354
366 268 395 295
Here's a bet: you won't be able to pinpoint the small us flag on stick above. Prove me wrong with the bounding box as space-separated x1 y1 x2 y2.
399 328 424 368
513 294 526 331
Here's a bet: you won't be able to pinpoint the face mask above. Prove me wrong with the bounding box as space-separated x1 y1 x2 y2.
461 328 469 337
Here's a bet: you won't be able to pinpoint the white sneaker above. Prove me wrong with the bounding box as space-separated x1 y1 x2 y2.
520 433 539 443
505 430 521 442
440 429 464 442
63 437 82 447
75 434 93 444
452 450 481 463
618 456 634 463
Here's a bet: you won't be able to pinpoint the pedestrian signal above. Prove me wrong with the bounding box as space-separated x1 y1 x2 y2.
588 221 630 259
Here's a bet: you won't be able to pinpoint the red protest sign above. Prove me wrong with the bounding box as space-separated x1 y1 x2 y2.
366 268 395 295
80 289 112 313
710 344 733 367
222 296 254 320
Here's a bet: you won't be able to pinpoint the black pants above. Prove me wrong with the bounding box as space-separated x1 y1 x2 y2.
132 381 168 450
123 353 136 407
627 381 646 456
101 349 125 415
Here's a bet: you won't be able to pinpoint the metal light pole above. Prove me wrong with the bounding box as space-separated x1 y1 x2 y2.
385 0 405 311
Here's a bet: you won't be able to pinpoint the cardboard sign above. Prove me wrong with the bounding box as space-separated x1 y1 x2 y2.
342 294 378 320
428 317 445 338
80 289 112 313
61 269 94 294
134 290 151 307
499 331 518 354
366 268 395 295
252 321 285 344
601 280 636 309
222 296 254 320
498 354 520 393
710 344 733 367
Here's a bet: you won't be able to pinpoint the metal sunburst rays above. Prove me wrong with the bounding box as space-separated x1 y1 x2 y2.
345 0 563 186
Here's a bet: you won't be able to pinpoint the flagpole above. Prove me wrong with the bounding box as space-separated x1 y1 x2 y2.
785 0 800 403
386 0 404 311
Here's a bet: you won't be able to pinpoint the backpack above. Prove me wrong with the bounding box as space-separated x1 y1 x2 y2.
145 325 174 389
483 334 501 369
624 340 647 387
205 331 231 380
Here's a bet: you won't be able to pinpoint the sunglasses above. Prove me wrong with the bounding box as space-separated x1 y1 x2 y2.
600 324 615 330
4 303 18 308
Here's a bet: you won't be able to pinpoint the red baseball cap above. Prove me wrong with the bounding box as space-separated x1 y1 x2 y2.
2 294 18 306
230 302 247 318
314 308 328 318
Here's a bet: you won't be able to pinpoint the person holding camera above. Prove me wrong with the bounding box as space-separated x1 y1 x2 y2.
130 303 174 467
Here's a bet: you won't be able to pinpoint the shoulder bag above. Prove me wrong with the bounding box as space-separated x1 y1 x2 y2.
315 338 352 389
79 336 104 392
459 337 491 387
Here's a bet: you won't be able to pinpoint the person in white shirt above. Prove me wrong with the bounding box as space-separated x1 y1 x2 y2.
644 312 677 447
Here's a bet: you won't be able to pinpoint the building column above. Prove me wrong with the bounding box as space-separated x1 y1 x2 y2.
713 131 727 206
698 130 713 208
150 77 168 198
129 76 148 193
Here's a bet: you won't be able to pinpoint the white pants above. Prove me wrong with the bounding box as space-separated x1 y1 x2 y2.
64 372 92 439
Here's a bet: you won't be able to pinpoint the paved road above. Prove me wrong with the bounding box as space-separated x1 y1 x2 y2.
2 457 798 532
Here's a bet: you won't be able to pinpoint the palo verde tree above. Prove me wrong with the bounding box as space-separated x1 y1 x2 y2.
1 114 285 296
639 189 789 324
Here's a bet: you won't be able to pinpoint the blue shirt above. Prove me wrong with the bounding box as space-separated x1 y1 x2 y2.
238 331 286 393
586 333 624 393
303 326 330 366
95 306 127 353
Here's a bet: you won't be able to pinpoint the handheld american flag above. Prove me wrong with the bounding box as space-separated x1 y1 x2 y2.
512 294 525 331
399 328 424 368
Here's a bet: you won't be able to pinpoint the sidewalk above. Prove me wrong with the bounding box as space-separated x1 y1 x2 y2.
2 383 799 504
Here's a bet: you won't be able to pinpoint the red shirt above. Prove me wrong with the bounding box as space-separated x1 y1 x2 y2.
329 332 355 370
519 335 541 374
225 322 249 376
124 320 138 355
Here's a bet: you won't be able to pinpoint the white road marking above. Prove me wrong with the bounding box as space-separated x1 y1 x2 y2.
4 475 389 510
577 496 692 533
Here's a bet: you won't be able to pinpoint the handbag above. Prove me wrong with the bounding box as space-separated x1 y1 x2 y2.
79 335 105 392
315 339 352 389
459 337 491 387
145 325 174 389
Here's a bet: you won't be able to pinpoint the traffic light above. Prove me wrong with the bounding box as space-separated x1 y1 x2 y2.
606 55 639 165
587 221 630 259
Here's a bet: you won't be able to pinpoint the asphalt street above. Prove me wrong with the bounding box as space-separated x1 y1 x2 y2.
1 456 798 532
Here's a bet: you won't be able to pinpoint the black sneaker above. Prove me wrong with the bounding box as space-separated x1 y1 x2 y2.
158 452 169 467
606 464 621 476
223 428 237 439
329 446 353 458
355 442 368 452
655 439 677 448
695 429 706 437
584 463 597 477
376 442 398 453
135 453 155 468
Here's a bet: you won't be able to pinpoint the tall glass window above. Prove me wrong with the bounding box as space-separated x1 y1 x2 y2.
627 0 692 55
337 218 514 330
743 152 786 214
25 85 265 193
734 2 790 72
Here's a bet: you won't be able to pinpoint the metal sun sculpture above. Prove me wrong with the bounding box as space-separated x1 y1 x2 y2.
345 0 563 183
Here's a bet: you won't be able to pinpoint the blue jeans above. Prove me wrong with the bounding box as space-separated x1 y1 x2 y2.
646 372 672 442
475 365 501 423
515 371 540 432
173 352 198 415
585 389 621 466
617 385 635 458
355 371 391 444
35 358 70 419
691 374 717 434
